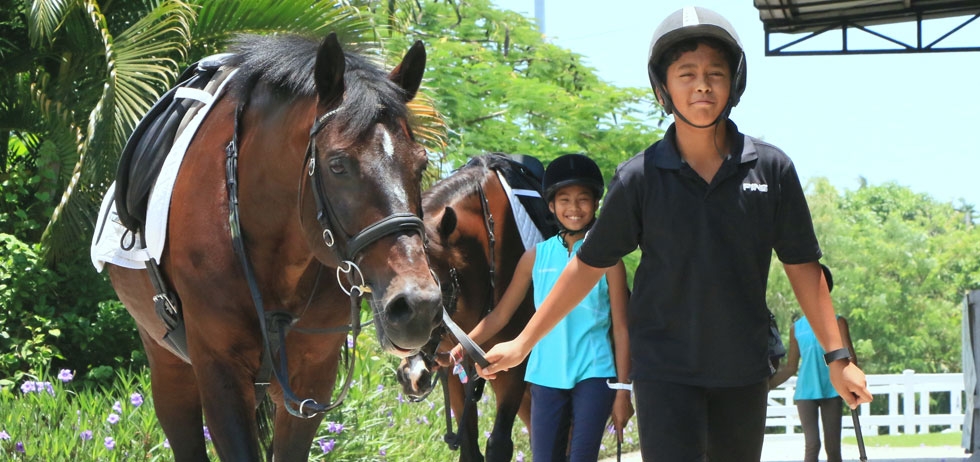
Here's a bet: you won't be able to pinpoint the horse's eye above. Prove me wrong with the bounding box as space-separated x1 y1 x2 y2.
328 157 347 175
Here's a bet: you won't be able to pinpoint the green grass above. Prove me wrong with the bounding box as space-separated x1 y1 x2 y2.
843 431 961 448
0 332 639 460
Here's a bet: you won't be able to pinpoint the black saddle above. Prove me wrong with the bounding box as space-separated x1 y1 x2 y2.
113 53 237 235
475 153 558 239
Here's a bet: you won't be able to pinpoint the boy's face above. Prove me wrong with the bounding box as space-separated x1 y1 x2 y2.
548 184 597 232
662 43 732 127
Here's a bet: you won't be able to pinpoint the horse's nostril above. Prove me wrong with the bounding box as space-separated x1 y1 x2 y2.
385 295 412 325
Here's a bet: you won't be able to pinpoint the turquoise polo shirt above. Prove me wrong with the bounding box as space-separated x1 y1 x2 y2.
525 235 617 389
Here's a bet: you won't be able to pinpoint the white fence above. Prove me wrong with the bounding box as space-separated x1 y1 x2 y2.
767 370 964 436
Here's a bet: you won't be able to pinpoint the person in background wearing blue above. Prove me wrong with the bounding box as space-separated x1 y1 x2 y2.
770 264 858 462
476 6 872 461
451 153 633 461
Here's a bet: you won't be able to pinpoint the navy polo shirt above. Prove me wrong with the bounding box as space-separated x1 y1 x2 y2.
578 122 821 387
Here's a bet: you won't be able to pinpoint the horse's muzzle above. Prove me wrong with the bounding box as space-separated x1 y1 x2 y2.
376 285 442 355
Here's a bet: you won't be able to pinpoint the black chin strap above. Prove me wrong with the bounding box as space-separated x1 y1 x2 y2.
557 218 595 249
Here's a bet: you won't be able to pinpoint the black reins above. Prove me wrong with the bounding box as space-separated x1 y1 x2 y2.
225 90 428 418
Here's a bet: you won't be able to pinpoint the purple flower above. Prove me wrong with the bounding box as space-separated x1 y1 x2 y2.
377 384 384 392
0 430 9 440
326 421 344 434
80 430 93 441
104 437 115 450
58 369 74 382
20 381 36 394
130 392 144 407
428 401 435 409
516 451 525 462
112 401 122 413
164 439 170 449
397 393 404 404
107 413 120 425
15 442 24 453
318 438 336 454
347 334 354 348
203 426 211 441
379 447 387 456
521 426 528 434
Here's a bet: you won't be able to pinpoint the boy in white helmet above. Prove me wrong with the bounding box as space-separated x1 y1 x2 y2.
477 6 873 460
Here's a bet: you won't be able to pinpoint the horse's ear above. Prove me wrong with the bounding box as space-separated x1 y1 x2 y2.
388 40 425 102
314 32 346 108
438 206 457 239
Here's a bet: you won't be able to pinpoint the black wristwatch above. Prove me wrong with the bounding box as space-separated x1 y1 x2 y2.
823 348 852 365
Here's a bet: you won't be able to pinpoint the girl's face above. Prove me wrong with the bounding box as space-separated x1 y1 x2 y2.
549 184 597 232
663 43 732 127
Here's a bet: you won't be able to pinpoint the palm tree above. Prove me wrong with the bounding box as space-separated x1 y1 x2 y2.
2 0 445 262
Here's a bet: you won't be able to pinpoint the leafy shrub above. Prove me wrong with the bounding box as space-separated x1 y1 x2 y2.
0 233 143 383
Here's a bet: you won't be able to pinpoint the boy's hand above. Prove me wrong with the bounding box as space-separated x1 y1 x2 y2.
829 361 873 409
611 391 634 442
476 339 530 380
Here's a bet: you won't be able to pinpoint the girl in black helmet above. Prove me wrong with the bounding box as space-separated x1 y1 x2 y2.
451 154 633 461
478 7 872 461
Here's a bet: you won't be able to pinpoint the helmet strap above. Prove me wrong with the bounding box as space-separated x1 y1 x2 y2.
557 218 596 249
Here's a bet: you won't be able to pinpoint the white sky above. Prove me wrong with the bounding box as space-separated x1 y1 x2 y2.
494 0 980 209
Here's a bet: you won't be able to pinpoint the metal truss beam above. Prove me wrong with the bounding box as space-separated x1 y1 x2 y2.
763 10 980 56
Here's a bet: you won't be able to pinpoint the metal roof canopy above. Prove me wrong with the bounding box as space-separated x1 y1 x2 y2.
755 0 980 56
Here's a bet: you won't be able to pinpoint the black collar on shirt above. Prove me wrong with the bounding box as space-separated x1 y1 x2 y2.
651 121 758 170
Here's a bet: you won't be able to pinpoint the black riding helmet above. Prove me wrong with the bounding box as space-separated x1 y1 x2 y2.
542 154 604 203
647 6 747 125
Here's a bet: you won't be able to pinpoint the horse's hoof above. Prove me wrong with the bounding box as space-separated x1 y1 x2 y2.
484 435 513 462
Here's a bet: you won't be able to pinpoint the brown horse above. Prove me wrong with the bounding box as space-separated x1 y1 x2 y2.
105 34 442 461
396 154 554 462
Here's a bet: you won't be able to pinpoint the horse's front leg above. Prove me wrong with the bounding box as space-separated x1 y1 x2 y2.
186 314 265 461
269 329 346 461
140 328 210 462
484 363 528 462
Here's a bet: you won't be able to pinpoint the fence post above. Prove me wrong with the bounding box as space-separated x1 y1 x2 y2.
903 369 916 434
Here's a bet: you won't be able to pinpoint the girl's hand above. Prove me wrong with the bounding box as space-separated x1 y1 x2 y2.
611 390 634 442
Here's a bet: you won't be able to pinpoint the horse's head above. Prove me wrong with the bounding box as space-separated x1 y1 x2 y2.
391 159 510 396
301 33 441 356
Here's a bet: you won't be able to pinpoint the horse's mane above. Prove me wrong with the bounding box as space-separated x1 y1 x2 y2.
423 153 554 239
422 156 492 212
227 34 409 136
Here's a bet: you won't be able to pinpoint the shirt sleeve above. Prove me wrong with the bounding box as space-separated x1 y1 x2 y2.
578 158 643 268
773 160 822 264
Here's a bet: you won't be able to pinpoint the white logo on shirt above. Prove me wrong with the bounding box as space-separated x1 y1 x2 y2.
742 182 768 192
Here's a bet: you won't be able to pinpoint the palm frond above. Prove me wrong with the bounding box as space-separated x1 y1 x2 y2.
28 0 71 47
188 0 378 60
40 0 195 261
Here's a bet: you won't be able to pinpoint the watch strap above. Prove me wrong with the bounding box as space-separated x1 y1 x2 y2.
824 347 851 365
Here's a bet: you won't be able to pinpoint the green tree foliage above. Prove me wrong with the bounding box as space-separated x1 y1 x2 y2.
375 0 665 177
767 179 980 374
